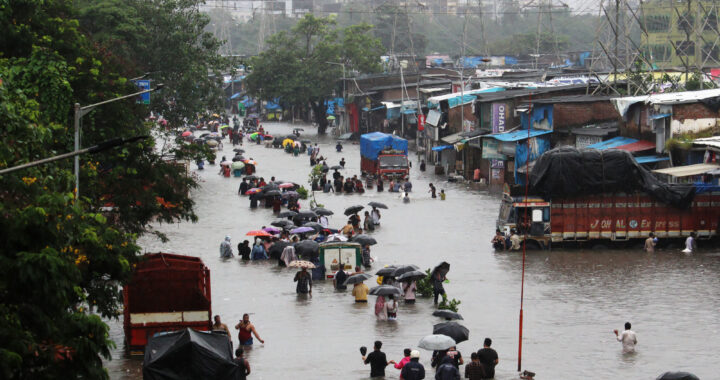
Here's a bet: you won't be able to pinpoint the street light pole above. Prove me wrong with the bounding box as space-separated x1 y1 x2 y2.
326 61 346 133
74 84 163 199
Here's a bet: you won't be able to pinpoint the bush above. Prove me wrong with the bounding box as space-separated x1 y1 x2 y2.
416 268 433 297
296 186 309 200
438 294 461 312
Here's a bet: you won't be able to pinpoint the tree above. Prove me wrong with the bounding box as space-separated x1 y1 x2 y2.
245 14 383 134
0 0 223 377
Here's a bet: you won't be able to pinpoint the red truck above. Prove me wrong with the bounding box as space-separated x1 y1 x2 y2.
496 192 720 249
123 253 212 354
360 132 410 180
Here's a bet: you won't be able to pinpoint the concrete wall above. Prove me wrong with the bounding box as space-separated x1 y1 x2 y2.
670 103 720 135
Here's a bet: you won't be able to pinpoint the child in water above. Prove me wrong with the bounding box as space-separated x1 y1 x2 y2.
440 189 446 200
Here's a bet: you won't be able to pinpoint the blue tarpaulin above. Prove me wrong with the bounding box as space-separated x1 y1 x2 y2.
487 129 552 142
635 155 670 164
265 100 282 110
431 145 454 152
586 136 638 150
360 132 408 160
448 95 477 109
230 92 243 100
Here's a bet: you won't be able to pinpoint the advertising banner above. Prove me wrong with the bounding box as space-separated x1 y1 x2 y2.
492 102 506 134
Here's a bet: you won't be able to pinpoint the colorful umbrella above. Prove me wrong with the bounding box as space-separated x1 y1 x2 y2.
290 227 314 234
263 227 282 234
288 260 316 269
279 182 295 189
326 115 336 120
181 131 192 137
220 125 230 129
245 188 262 195
282 138 294 148
220 161 232 166
246 230 272 237
245 160 258 166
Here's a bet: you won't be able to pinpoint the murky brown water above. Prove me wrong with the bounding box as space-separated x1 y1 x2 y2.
105 122 720 379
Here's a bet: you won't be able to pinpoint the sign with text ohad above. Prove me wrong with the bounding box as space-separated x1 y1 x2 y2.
135 80 151 105
492 102 506 134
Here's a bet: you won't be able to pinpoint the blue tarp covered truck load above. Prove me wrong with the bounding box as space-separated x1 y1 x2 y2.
360 132 408 160
360 132 409 179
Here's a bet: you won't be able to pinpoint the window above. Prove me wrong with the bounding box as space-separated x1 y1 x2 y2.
703 11 717 31
675 41 695 57
645 15 670 32
702 43 720 61
678 12 694 33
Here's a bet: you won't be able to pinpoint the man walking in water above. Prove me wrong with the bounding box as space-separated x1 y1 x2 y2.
235 313 265 346
614 322 637 353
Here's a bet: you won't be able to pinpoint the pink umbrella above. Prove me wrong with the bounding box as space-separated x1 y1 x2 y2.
279 183 295 189
246 188 262 195
263 227 281 234
181 131 192 137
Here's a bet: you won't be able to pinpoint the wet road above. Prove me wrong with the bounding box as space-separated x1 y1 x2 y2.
106 122 720 379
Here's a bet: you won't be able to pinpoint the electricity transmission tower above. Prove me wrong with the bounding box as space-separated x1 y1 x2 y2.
521 0 570 69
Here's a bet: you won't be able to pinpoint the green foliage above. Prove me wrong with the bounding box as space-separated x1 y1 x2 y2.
245 14 383 134
438 294 462 313
0 0 223 377
416 268 433 297
665 128 720 151
296 186 309 200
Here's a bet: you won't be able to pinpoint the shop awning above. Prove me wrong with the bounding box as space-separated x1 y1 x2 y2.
635 155 670 164
431 145 455 151
486 129 552 142
653 163 720 177
362 105 386 112
441 132 465 144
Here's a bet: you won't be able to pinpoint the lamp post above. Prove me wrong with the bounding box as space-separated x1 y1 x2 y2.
326 61 346 133
74 84 163 199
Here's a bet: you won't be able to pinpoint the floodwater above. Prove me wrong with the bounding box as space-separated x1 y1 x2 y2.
105 122 720 379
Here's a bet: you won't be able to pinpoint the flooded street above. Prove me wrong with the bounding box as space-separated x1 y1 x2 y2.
106 122 720 379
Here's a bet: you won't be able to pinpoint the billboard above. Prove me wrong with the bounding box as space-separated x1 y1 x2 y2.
492 102 507 133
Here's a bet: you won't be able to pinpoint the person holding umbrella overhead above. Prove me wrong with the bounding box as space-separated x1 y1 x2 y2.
431 262 450 304
293 266 312 295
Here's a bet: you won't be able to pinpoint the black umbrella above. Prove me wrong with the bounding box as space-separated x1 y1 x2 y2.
431 261 451 279
432 310 464 320
232 155 245 162
262 183 280 192
368 201 388 209
312 207 334 216
433 322 469 344
375 266 398 276
264 190 281 197
395 269 426 282
244 175 259 180
343 273 373 286
656 372 700 380
369 285 402 297
233 148 245 153
352 234 377 246
271 219 294 228
302 222 324 232
278 211 297 218
268 241 292 259
199 132 210 138
294 239 319 253
330 165 343 170
297 211 317 219
391 265 419 278
344 205 364 215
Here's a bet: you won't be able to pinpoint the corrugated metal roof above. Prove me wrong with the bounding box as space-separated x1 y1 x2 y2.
486 129 552 142
612 88 720 116
441 132 464 144
693 136 720 149
653 163 720 177
615 140 656 152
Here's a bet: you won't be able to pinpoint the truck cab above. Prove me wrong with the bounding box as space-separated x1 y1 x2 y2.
377 151 409 180
497 194 551 249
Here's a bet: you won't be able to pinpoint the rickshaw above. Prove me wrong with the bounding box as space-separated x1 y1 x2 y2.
319 242 362 279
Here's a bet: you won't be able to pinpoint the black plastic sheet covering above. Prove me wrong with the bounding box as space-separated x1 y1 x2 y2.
143 328 241 380
529 147 695 208
656 372 700 380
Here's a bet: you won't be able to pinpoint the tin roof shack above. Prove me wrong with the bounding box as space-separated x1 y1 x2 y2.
611 89 720 156
523 95 619 147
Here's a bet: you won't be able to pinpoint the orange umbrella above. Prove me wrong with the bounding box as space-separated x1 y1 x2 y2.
246 230 272 237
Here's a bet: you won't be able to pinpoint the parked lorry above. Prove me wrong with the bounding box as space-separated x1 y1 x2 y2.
123 253 212 354
496 147 716 249
496 191 720 249
360 132 409 180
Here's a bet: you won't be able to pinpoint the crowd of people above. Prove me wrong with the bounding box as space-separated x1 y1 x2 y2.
360 338 500 380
